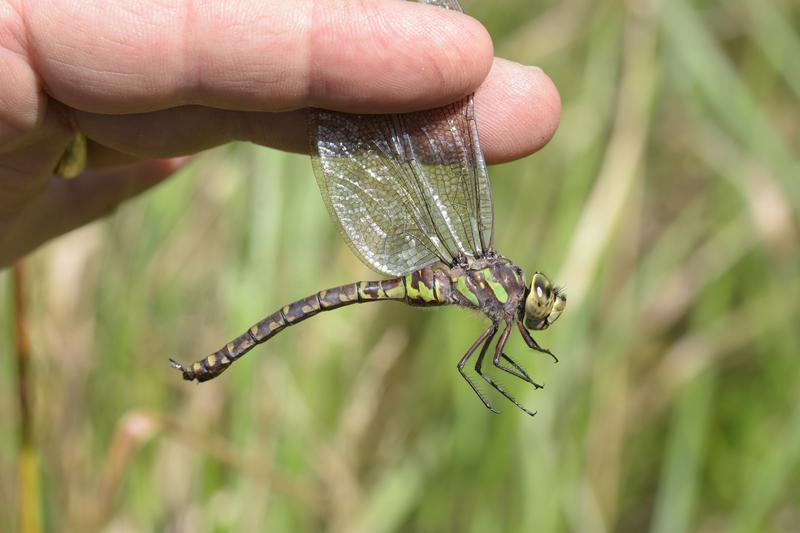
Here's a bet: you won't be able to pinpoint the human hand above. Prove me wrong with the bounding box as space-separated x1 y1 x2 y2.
0 0 561 267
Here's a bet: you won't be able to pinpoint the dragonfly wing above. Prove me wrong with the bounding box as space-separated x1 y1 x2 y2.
312 96 494 277
312 111 442 276
398 96 494 259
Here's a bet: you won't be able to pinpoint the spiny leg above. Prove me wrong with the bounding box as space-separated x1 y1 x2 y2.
457 323 499 414
497 352 544 389
476 323 537 417
493 321 544 387
517 320 558 363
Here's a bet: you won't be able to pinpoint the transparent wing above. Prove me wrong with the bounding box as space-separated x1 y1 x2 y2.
312 96 493 277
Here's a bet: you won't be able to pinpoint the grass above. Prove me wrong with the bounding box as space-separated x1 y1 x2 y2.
2 0 799 531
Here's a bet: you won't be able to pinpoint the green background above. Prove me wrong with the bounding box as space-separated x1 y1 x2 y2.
2 0 799 531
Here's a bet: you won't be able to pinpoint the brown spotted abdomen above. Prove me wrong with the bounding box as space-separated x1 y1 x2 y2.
175 277 410 382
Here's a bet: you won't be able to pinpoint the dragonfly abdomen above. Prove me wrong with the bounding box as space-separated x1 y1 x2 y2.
402 268 450 306
172 277 415 382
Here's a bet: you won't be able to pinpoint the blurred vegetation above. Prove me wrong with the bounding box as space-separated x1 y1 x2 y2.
2 0 800 531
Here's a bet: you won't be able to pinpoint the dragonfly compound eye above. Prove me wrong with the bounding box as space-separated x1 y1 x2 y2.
548 288 567 326
524 272 558 330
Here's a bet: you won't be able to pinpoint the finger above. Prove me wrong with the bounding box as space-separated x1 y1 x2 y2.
474 59 561 164
72 59 560 165
73 106 305 160
85 142 149 169
25 0 493 115
0 124 72 215
0 158 188 268
74 106 305 159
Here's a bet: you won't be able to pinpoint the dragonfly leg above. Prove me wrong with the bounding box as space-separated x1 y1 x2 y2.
496 352 544 389
476 323 537 417
517 320 559 363
457 323 499 414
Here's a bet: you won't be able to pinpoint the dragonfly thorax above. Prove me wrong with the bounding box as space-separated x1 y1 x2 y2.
440 254 529 322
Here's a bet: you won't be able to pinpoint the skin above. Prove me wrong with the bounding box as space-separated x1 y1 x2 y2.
0 0 561 268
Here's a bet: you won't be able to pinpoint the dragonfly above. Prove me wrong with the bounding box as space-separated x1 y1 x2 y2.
170 0 566 415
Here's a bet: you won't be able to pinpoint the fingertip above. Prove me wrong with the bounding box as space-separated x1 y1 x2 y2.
475 59 562 164
528 67 562 150
406 3 495 107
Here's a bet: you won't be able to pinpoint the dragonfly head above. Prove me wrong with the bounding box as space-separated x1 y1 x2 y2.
523 272 566 330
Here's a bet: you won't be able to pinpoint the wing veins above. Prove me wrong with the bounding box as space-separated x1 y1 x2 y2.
441 104 484 255
396 120 460 261
375 117 454 263
417 112 478 257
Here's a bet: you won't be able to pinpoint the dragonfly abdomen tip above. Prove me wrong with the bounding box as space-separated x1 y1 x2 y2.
169 358 196 381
